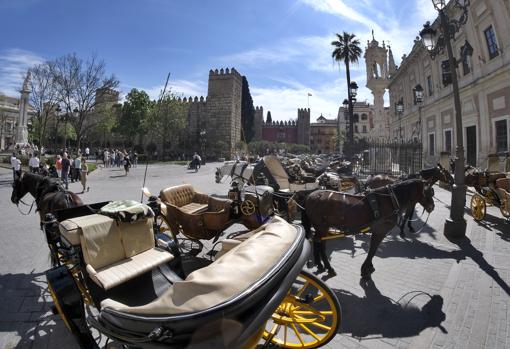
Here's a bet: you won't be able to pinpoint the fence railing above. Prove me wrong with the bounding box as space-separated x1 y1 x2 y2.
352 140 423 177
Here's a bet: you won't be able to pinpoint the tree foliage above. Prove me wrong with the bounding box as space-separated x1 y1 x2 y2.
145 92 187 156
52 53 119 149
266 111 272 124
241 76 255 143
29 61 59 147
118 89 152 142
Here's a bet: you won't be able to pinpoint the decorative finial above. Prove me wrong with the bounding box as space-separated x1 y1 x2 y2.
22 70 31 91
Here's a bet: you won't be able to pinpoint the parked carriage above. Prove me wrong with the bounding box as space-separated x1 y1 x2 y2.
43 185 341 349
470 176 510 221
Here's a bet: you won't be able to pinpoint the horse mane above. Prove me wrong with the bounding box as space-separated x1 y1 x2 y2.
419 167 438 180
386 179 423 208
23 172 62 203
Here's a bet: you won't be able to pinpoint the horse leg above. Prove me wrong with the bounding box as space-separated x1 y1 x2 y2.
319 240 336 277
398 214 405 238
407 206 415 233
313 240 324 272
361 226 390 279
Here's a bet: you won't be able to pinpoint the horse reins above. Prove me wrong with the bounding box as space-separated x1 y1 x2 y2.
17 198 36 215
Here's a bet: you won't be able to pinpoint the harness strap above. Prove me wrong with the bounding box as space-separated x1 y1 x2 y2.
386 184 400 213
365 190 381 220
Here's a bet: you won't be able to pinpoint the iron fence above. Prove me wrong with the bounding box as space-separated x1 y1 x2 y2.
352 140 423 177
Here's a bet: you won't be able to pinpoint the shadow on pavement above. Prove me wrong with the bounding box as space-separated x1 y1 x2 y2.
334 280 446 339
0 271 77 348
447 236 510 297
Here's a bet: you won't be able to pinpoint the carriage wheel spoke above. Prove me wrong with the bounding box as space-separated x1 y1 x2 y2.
309 321 331 331
291 323 305 345
296 281 309 298
299 323 322 341
313 293 325 303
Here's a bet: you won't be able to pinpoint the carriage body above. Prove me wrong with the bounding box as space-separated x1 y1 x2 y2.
470 176 510 221
43 199 344 349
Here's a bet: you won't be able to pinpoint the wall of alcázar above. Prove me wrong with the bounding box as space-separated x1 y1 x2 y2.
178 68 310 158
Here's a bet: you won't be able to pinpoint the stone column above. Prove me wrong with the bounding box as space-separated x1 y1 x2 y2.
16 71 30 145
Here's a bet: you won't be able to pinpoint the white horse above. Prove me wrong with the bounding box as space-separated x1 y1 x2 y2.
215 161 257 186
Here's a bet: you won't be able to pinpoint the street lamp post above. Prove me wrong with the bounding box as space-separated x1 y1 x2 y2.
346 81 358 158
413 84 424 142
200 129 206 165
396 99 404 141
419 0 472 238
340 99 349 153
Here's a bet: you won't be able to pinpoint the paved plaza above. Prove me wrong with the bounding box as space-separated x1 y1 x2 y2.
0 163 509 349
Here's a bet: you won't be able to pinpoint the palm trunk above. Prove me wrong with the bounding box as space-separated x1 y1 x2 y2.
345 58 354 157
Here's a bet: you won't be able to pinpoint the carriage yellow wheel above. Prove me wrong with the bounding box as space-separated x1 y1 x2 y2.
48 283 72 331
263 271 340 348
471 194 486 221
241 200 256 216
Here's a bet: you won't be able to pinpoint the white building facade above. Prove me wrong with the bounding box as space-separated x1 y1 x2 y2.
388 0 510 169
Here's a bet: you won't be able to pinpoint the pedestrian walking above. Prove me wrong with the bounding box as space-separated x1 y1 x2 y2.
80 157 89 193
61 153 71 189
133 152 138 168
10 153 21 180
55 155 62 178
85 147 90 159
123 154 131 175
73 156 82 182
28 153 40 173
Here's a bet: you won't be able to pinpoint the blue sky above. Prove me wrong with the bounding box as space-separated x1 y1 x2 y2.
0 0 437 120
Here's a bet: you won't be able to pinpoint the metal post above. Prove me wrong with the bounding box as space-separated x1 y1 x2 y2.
441 9 467 238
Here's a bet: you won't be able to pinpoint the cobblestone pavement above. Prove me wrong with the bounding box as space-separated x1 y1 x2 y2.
0 163 508 349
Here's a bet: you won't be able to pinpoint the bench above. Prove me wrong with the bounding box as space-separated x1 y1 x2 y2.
59 214 173 290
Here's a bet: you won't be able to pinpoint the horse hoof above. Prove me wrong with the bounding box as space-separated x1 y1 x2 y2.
316 266 326 274
306 260 314 269
327 269 337 277
399 232 406 238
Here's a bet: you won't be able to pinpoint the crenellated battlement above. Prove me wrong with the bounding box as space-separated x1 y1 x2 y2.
255 106 264 111
178 96 207 104
208 67 242 80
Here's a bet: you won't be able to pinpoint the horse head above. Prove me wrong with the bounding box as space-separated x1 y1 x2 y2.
417 180 435 213
215 167 223 183
11 170 28 205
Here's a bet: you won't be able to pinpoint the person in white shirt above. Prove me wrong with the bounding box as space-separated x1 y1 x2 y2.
10 153 21 179
85 147 90 159
28 154 40 173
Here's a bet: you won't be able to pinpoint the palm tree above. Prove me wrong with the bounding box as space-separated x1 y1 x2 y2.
331 32 362 156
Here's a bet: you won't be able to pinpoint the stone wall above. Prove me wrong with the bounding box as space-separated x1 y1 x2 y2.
253 106 263 140
297 108 310 146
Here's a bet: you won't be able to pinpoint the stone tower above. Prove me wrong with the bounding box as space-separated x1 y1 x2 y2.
364 32 391 139
16 70 31 145
253 106 263 141
206 68 242 156
297 108 310 146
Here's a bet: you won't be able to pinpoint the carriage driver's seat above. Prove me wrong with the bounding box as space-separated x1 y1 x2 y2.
60 214 174 290
262 155 318 192
159 184 232 239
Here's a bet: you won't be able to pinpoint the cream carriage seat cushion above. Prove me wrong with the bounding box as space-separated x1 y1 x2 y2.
101 216 297 315
60 214 173 290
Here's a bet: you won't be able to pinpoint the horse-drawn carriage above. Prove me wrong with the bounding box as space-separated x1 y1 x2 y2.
40 183 340 349
466 169 510 222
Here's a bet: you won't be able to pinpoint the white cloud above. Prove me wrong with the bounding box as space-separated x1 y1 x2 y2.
0 48 44 97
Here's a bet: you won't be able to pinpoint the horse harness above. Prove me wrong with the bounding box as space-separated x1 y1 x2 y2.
229 162 249 181
364 184 400 221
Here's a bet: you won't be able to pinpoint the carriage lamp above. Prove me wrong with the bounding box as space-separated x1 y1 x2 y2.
413 84 424 104
342 99 349 110
396 100 404 115
420 0 471 238
348 82 358 98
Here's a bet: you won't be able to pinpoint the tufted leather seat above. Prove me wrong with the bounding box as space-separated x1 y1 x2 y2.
59 214 174 290
159 184 232 240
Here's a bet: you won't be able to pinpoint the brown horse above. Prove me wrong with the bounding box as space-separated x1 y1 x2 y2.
364 164 452 237
301 179 435 279
11 171 83 225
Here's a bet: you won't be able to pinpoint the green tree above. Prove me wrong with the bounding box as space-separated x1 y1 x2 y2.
145 93 187 158
52 53 119 150
331 32 362 153
266 111 272 124
241 76 255 142
118 89 152 143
